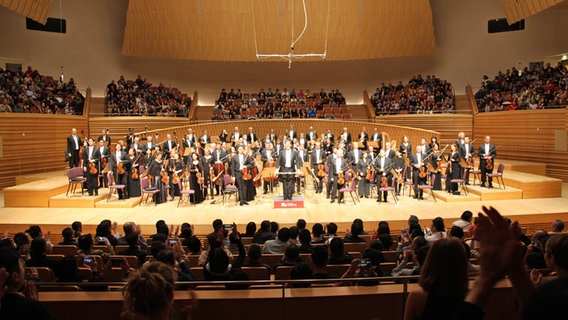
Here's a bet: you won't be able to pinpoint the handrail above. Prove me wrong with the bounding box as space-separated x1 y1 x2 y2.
465 84 479 115
362 90 375 120
189 91 199 121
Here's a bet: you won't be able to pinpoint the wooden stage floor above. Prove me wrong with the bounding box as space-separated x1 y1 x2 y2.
1 171 568 235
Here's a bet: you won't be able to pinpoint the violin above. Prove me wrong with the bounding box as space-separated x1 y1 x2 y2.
172 172 180 185
485 157 493 170
131 168 139 179
161 171 169 184
317 163 326 177
89 162 97 174
337 172 345 185
467 157 473 168
197 171 205 185
242 168 252 181
419 166 427 179
380 174 388 187
117 162 125 174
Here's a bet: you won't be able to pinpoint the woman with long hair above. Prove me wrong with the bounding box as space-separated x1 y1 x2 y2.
404 238 468 320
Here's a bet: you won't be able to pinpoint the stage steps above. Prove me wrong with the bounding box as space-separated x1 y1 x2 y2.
430 190 480 202
501 171 562 199
467 185 523 201
4 175 69 207
498 160 547 176
49 192 107 208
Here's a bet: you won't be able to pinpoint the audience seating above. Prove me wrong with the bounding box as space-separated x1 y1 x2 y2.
241 266 270 280
52 245 78 256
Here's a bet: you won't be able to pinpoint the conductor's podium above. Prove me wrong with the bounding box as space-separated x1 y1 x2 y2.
274 196 305 209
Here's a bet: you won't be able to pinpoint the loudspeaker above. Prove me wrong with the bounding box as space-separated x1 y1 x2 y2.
488 18 524 34
26 17 67 34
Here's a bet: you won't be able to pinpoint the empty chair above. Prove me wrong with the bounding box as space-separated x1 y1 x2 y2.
470 160 481 186
66 167 86 196
487 163 505 189
27 267 56 282
450 169 469 195
378 177 399 204
418 174 436 202
51 245 78 256
241 266 270 280
139 177 159 206
107 172 126 201
222 174 239 206
339 174 360 205
178 178 196 207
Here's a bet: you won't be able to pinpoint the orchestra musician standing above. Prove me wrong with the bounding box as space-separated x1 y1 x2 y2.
430 144 443 191
374 150 392 202
187 152 204 204
358 127 369 150
370 128 382 149
306 126 318 142
82 137 100 196
328 148 347 204
410 146 427 199
162 134 177 160
276 140 300 201
109 143 129 199
357 151 371 198
97 129 111 147
98 139 110 188
295 144 309 195
67 128 82 168
392 150 405 195
231 145 254 205
260 142 277 194
310 142 326 194
459 137 475 185
168 152 183 200
147 152 167 204
126 148 141 198
446 144 462 194
479 135 496 188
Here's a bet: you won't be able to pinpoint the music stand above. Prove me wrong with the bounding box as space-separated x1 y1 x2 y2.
367 141 379 149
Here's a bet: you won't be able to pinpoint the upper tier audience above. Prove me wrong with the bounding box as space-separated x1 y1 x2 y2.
212 88 346 121
105 75 191 117
0 66 84 114
475 62 568 111
370 74 455 115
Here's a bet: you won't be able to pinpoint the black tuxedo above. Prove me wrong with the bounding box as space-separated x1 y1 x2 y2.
269 133 278 142
231 132 242 144
340 132 352 145
97 134 111 145
324 133 335 144
98 146 111 187
478 143 497 187
162 140 177 159
399 142 412 157
142 142 156 154
374 156 393 201
110 150 128 199
358 132 369 148
306 130 318 141
384 148 396 159
82 146 101 195
310 148 326 192
277 149 300 200
212 149 227 163
67 135 82 168
231 153 254 204
287 130 297 140
247 132 258 143
370 132 383 142
348 149 363 169
410 152 427 197
328 156 347 202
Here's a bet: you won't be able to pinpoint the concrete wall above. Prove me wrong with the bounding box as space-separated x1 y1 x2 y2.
0 0 566 104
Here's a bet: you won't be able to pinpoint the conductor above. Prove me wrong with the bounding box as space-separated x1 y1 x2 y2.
275 140 301 201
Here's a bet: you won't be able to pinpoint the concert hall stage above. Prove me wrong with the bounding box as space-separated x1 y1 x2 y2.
0 160 567 238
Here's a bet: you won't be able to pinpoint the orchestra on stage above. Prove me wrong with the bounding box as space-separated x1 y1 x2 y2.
66 125 497 205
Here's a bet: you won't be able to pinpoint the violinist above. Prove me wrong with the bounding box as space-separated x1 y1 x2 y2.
328 148 347 204
295 144 309 195
109 143 128 199
183 129 197 163
392 150 406 195
398 135 412 158
373 150 392 202
187 152 204 204
162 134 177 160
98 139 110 188
261 142 278 194
410 146 427 200
168 152 183 200
446 144 462 194
348 142 362 170
478 135 496 188
231 126 242 146
200 130 211 150
211 143 227 196
97 129 111 147
370 128 382 146
82 137 100 196
142 148 154 169
384 141 396 159
430 144 443 191
142 135 155 155
357 152 371 198
147 152 167 204
310 142 325 194
459 137 475 185
201 148 214 200
245 148 258 202
306 126 318 142
126 148 141 198
231 145 254 205
131 136 142 154
358 127 369 150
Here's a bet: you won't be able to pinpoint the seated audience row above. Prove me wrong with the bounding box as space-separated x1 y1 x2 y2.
475 62 568 111
0 66 84 114
212 88 346 121
105 75 191 117
370 74 455 115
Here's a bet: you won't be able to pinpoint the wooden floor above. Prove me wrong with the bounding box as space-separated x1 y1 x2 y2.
0 170 568 236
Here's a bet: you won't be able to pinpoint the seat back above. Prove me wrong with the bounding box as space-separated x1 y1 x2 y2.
241 266 270 280
140 177 149 190
107 172 115 186
349 176 358 189
223 174 235 187
429 173 436 186
68 167 83 180
462 168 468 180
274 266 294 280
497 163 505 174
52 245 78 256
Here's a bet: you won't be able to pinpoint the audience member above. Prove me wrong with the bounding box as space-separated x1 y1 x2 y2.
264 227 290 254
311 223 326 244
58 227 78 246
551 219 565 234
452 210 473 234
329 238 353 265
425 217 447 242
242 244 271 273
311 246 338 279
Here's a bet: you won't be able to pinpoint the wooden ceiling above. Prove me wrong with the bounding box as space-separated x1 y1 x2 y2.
0 0 51 24
501 0 566 23
121 0 437 62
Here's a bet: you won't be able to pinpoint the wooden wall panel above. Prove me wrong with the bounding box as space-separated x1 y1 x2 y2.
374 114 473 145
89 117 190 144
0 114 87 189
474 109 568 181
